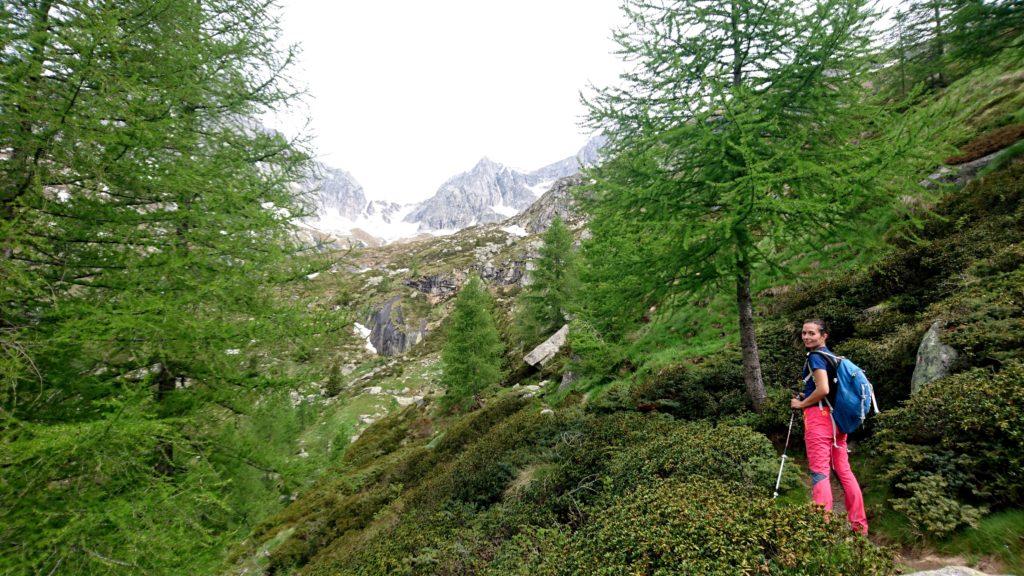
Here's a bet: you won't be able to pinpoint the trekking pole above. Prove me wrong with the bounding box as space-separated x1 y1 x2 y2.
773 410 796 499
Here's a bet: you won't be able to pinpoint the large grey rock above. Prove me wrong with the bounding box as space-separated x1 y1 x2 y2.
524 324 569 367
911 320 959 395
904 567 1007 576
367 296 427 356
920 150 1002 189
404 157 536 230
309 165 367 219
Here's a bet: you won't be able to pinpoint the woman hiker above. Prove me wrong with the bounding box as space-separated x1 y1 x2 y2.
790 319 869 535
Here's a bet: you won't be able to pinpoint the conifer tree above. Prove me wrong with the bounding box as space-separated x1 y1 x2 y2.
895 0 958 90
440 275 504 410
945 0 1024 66
516 215 578 347
581 0 905 411
0 1 334 572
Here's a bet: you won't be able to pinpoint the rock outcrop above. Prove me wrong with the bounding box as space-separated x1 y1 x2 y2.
911 320 959 395
404 157 538 231
920 150 1003 189
404 274 460 304
506 174 587 234
366 296 427 356
405 137 605 233
306 164 367 220
474 259 525 286
524 324 569 367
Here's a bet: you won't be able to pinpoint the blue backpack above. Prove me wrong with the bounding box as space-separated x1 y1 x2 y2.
806 350 880 434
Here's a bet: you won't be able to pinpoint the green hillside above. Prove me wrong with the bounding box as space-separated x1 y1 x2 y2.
224 53 1024 575
3 2 1023 575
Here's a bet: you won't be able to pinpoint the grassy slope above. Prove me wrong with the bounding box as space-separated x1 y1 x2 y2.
219 52 1024 575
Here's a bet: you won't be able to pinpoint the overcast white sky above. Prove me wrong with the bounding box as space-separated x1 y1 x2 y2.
266 1 626 204
266 1 900 205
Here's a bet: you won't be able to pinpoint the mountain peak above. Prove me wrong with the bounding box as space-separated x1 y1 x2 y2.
472 157 502 171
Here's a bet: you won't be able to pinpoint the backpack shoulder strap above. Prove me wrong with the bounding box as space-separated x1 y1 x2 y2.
808 349 841 370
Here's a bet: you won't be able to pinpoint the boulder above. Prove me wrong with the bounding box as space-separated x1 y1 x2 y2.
911 320 959 395
524 324 569 367
905 568 1007 576
920 150 1002 189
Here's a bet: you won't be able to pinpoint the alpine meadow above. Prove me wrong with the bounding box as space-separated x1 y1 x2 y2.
2 1 1023 575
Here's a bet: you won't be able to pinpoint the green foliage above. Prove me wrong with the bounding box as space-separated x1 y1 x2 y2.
885 0 1023 96
481 525 568 576
937 509 1024 574
605 421 779 495
562 479 895 575
579 0 932 410
0 1 340 573
891 474 986 538
563 318 626 388
629 356 750 419
978 138 1024 177
875 362 1024 508
439 275 505 410
515 215 578 347
0 396 234 574
945 0 1024 69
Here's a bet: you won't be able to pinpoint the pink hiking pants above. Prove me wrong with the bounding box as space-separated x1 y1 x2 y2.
804 405 868 534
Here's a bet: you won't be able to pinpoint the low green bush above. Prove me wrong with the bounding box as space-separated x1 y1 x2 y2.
875 362 1024 508
629 357 749 420
561 479 895 575
937 267 1024 368
431 394 528 458
265 484 400 573
890 474 986 539
606 420 779 496
344 405 421 467
481 525 568 576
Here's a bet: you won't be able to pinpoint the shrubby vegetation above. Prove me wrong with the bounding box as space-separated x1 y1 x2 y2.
240 403 880 575
876 363 1024 512
3 0 1023 573
563 479 894 575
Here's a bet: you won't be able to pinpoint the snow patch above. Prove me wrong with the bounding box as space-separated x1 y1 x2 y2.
304 203 421 243
527 179 555 197
353 323 377 354
490 202 519 218
500 224 528 237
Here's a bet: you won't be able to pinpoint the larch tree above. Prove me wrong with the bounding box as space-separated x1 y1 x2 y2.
440 275 505 411
0 1 336 572
515 215 578 348
581 0 906 411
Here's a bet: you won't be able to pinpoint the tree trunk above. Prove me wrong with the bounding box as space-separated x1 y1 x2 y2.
736 265 766 412
2 0 54 219
154 364 176 475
